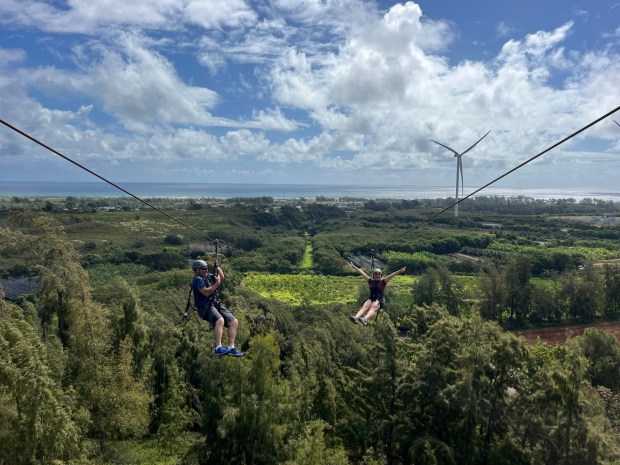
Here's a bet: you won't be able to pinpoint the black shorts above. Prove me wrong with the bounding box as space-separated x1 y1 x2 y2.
197 301 236 327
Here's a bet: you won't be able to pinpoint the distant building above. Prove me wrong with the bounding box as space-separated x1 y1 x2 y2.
591 214 617 225
482 222 502 229
0 277 41 301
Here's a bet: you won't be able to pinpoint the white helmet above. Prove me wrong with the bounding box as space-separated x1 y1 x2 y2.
373 268 382 275
192 259 208 270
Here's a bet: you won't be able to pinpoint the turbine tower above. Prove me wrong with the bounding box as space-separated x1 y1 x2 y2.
429 130 491 217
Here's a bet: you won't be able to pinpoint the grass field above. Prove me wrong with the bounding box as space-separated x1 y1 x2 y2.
300 243 313 269
243 272 416 306
242 272 525 307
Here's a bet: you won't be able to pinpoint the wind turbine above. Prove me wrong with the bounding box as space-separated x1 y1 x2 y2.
429 130 491 217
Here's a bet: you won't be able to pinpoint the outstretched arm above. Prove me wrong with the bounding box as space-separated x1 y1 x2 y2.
350 262 371 281
385 267 406 283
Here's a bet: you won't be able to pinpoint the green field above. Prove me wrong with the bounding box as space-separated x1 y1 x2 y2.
245 272 362 306
300 243 313 269
244 272 417 306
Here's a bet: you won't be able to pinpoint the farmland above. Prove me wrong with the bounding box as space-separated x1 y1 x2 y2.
2 194 619 333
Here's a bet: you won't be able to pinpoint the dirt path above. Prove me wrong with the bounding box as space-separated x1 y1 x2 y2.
593 259 620 266
514 322 620 345
448 252 481 262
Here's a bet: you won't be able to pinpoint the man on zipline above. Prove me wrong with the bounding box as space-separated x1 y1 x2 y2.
349 262 406 325
192 259 244 356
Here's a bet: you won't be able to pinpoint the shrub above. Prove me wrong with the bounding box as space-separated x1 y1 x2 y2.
164 234 184 245
84 241 97 251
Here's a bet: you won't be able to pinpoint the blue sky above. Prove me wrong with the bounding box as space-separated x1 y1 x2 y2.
0 0 619 191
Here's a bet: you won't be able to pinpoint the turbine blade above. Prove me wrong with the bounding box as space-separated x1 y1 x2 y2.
429 139 460 156
461 130 491 156
615 120 620 128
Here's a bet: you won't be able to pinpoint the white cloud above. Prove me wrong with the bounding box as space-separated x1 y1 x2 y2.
21 32 221 131
1 1 619 188
272 0 374 31
221 129 270 156
602 26 620 38
270 49 327 110
0 48 25 66
496 21 513 38
185 0 257 29
270 2 451 116
0 0 183 33
380 1 452 52
249 108 302 131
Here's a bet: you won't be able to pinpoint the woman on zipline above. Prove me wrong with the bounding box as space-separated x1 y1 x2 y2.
349 262 406 325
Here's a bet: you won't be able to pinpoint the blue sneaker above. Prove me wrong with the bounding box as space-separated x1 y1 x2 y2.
350 315 359 323
359 317 368 326
214 346 229 356
227 347 244 357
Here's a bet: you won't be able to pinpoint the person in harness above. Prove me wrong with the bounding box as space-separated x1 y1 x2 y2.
192 259 244 356
349 262 406 325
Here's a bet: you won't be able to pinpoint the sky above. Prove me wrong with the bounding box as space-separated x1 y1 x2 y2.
0 0 619 191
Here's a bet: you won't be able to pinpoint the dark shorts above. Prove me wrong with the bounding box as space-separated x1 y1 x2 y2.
197 301 237 327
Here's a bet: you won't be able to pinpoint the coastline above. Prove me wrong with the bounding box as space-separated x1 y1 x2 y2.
1 181 620 202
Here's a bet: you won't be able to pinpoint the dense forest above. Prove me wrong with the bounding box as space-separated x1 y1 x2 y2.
1 195 620 464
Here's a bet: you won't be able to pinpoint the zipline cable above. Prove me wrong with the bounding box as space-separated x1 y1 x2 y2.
0 117 216 242
388 104 620 243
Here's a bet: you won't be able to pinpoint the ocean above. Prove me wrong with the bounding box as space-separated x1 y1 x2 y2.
1 181 620 201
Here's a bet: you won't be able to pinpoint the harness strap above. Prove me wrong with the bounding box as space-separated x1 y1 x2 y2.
184 286 193 319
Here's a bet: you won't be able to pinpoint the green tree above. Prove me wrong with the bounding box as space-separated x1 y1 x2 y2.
353 323 401 463
284 420 349 465
577 328 620 390
200 333 296 465
561 267 603 322
603 264 620 318
151 328 201 451
65 296 152 440
509 343 618 465
503 256 532 327
0 305 80 464
529 276 562 324
313 245 346 275
95 277 149 368
412 267 440 307
436 264 463 315
5 211 153 442
479 263 505 323
455 319 527 464
397 315 462 460
397 313 530 465
594 386 620 434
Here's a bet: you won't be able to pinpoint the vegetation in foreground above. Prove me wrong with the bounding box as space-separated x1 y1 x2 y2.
1 196 620 464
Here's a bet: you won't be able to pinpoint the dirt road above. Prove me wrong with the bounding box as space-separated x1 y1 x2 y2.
515 322 620 345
